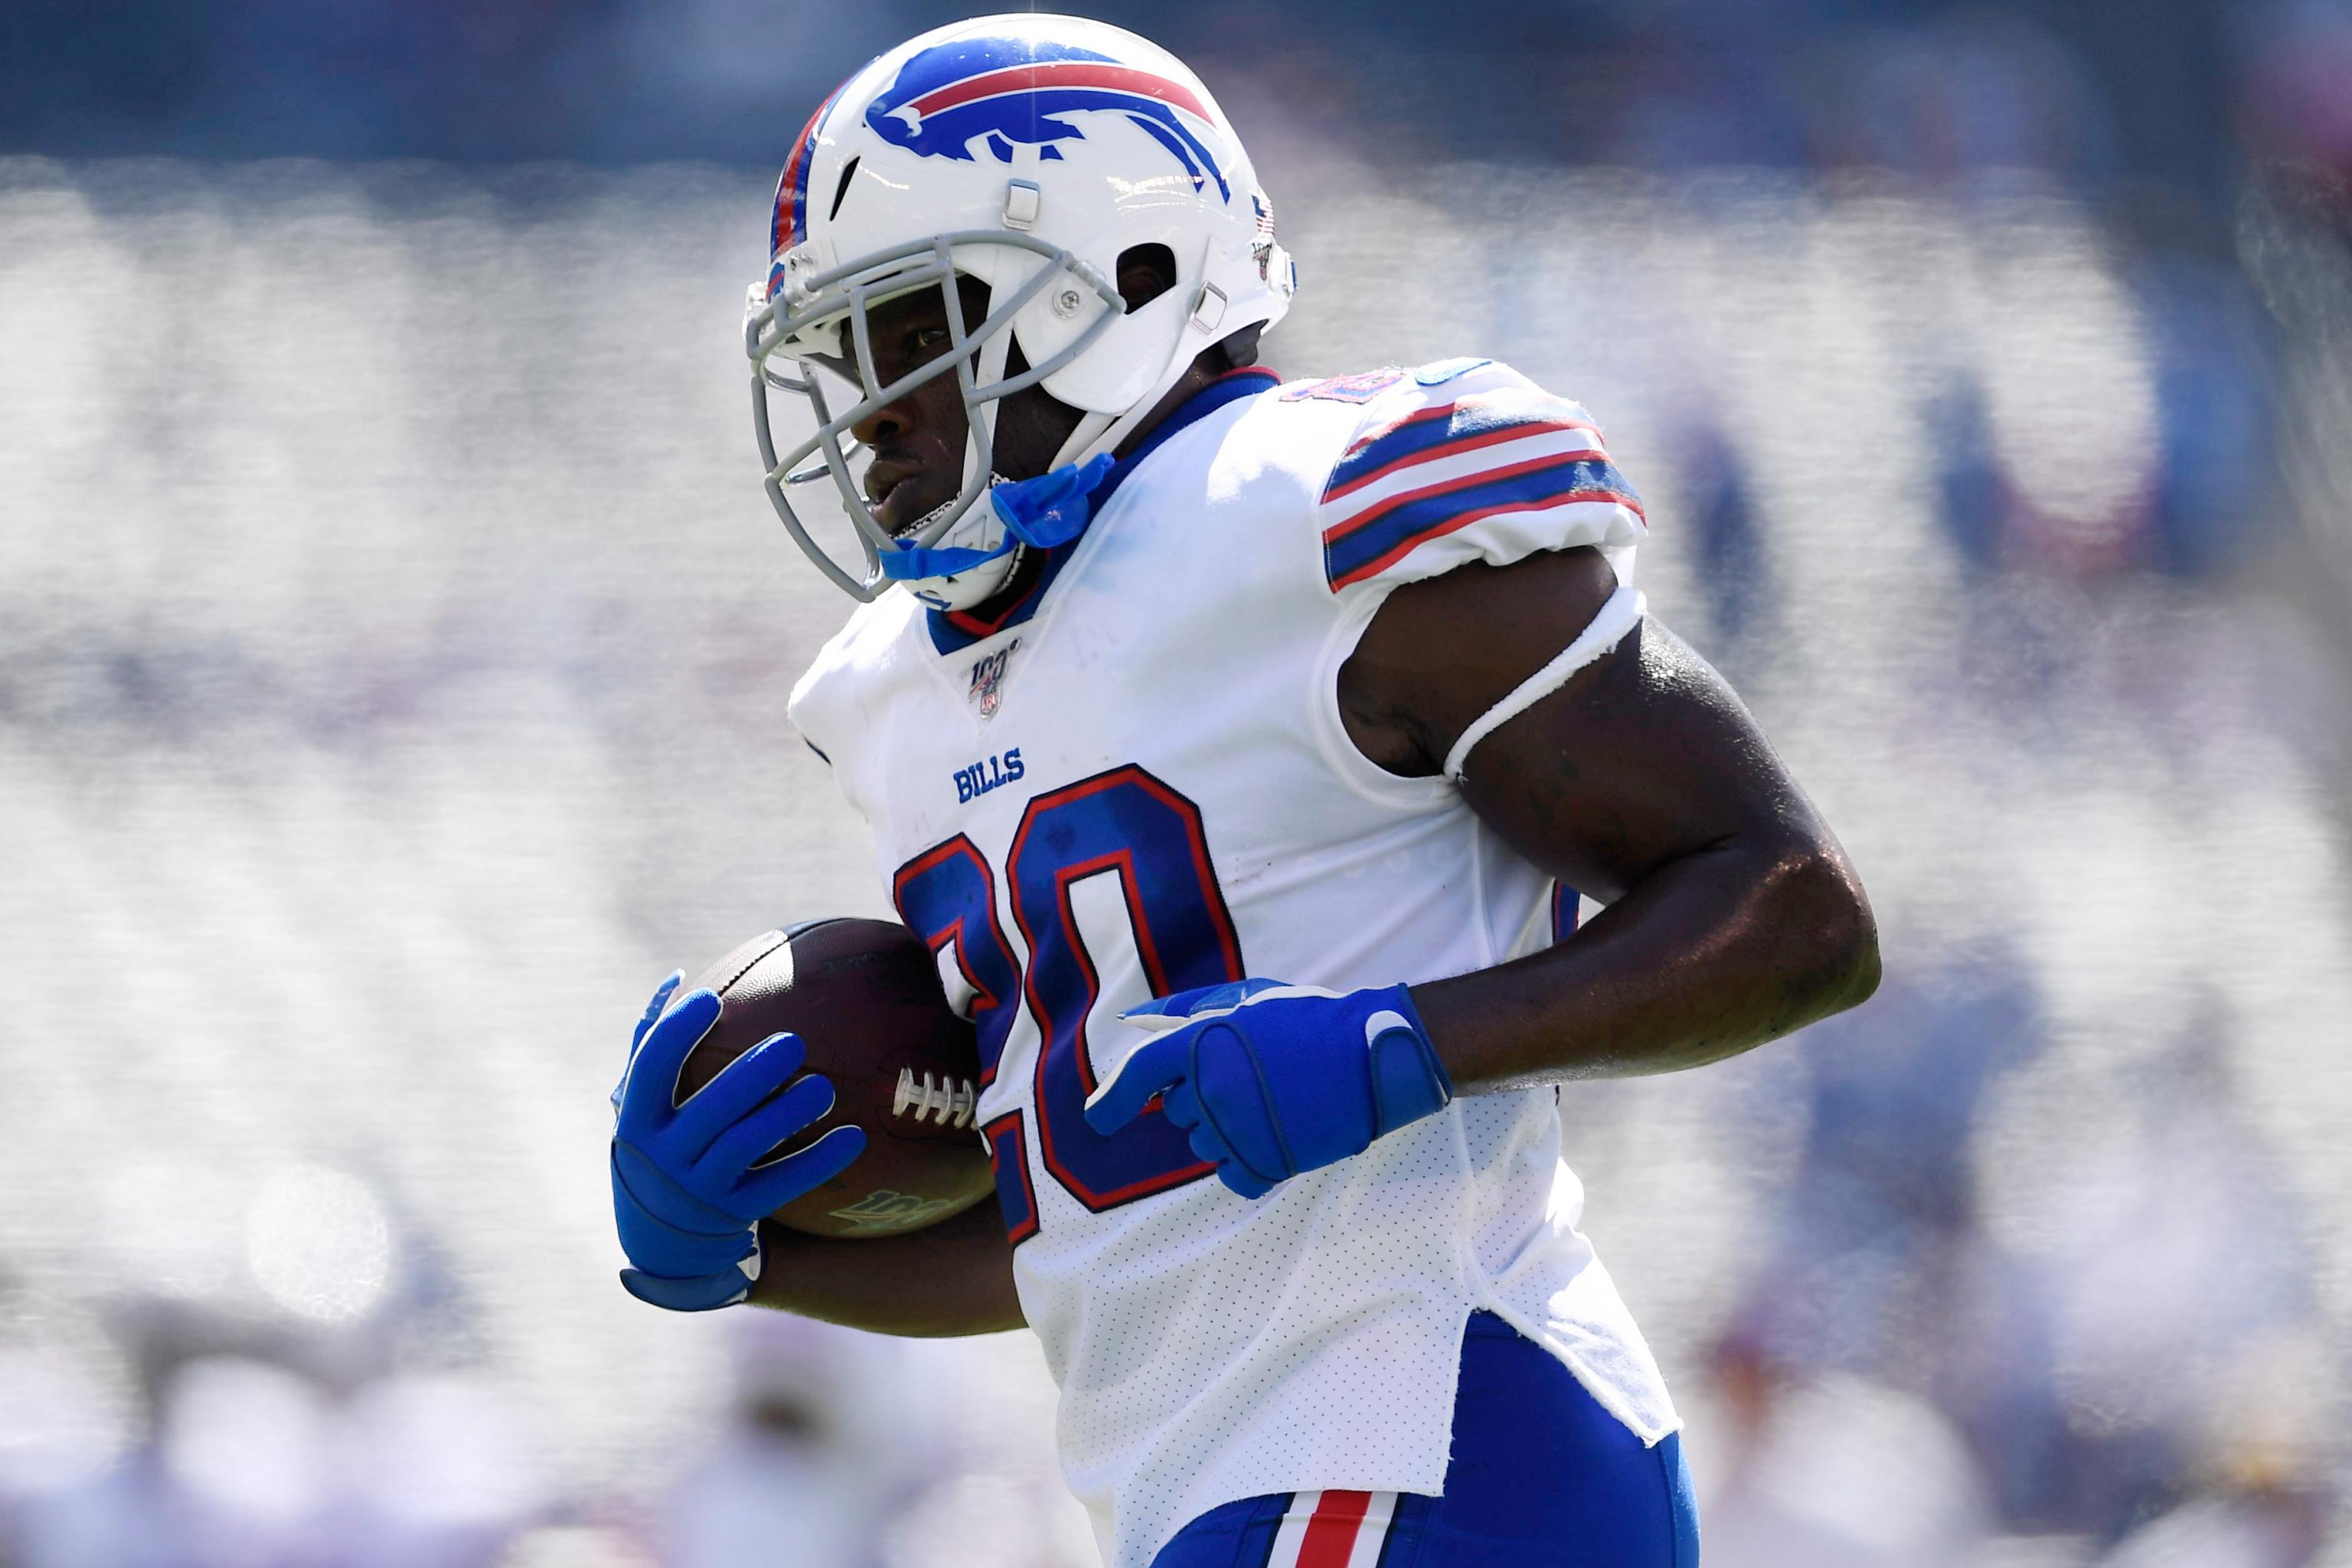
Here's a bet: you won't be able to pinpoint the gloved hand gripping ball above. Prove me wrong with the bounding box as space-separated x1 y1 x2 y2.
610 978 864 1312
609 920 998 1312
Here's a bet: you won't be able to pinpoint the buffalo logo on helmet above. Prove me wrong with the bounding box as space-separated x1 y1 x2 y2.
861 38 1232 201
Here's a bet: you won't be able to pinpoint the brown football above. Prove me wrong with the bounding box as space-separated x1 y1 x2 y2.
675 919 993 1240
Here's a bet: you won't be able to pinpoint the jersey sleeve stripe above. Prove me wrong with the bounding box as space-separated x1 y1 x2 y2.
1323 426 1616 527
1323 455 1642 590
1325 393 1602 500
1325 449 1640 544
1323 415 1606 505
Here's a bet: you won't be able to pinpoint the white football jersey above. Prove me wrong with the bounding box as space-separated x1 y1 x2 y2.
789 359 1680 1567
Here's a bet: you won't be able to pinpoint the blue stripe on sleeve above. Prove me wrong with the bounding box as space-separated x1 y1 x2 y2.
1324 455 1639 588
1325 391 1598 498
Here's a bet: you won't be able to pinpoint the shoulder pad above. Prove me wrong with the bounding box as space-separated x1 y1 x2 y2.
1310 361 1643 593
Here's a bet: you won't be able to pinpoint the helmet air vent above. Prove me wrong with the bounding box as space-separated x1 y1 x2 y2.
828 155 861 223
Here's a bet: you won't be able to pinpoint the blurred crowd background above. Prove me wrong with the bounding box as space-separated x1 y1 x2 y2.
5 0 2352 1564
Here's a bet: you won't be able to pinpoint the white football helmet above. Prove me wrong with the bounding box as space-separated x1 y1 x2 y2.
743 13 1296 609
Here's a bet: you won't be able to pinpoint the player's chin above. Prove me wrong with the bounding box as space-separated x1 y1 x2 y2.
874 478 960 538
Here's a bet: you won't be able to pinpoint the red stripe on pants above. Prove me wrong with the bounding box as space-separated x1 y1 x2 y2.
1296 1490 1373 1568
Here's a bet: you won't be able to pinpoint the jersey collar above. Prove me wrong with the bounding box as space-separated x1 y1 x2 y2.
926 367 1282 654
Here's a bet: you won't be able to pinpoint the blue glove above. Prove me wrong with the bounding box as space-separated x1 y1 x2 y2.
1083 980 1454 1199
610 974 867 1311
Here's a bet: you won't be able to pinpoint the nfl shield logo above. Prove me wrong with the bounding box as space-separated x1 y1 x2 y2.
969 640 1018 719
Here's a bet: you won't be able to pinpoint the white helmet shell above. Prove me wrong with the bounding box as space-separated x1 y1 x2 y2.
744 14 1296 606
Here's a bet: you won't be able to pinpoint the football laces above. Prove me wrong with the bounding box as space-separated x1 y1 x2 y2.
892 1067 979 1129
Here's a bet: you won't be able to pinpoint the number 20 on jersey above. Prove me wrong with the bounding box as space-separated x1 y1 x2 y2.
892 763 1246 1242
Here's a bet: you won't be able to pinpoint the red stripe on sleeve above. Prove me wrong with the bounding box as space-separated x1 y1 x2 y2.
1326 487 1645 591
1324 449 1645 548
1323 416 1604 504
1339 397 1463 459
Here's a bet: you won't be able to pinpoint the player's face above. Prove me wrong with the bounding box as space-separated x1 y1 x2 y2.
814 279 1082 537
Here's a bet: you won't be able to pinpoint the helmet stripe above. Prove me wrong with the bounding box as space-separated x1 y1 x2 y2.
907 60 1209 122
774 80 851 256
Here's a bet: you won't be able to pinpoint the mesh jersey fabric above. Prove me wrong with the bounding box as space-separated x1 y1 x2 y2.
788 361 1676 1568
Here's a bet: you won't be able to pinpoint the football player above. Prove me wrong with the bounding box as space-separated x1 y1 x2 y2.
609 15 1880 1566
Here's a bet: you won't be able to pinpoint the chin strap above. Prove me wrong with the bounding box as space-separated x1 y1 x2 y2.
877 454 1117 582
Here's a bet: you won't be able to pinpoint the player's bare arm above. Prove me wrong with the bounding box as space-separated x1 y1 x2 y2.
1086 537 1877 1207
1344 545 1882 1090
749 1199 1022 1334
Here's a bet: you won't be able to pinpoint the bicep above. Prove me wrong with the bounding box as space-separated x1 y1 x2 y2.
1459 617 1821 904
1344 545 1825 902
